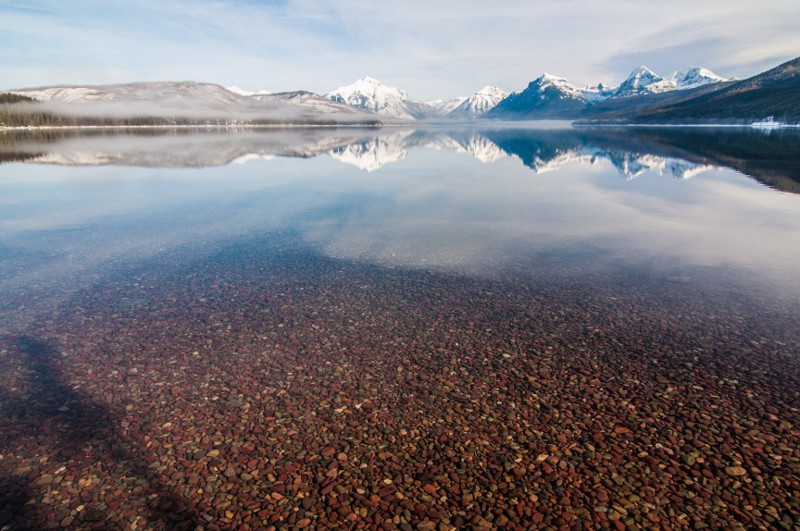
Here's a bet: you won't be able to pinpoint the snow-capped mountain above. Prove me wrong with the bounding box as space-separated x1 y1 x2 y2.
425 97 469 117
7 81 377 124
612 66 676 98
579 83 616 103
673 67 729 89
485 74 593 119
448 86 509 118
325 77 431 120
481 63 735 119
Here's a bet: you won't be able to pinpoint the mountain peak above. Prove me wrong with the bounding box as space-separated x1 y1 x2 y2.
686 66 714 76
538 73 567 83
528 74 589 99
614 66 676 98
621 66 664 86
674 66 729 89
447 85 508 118
630 65 657 76
477 85 502 94
325 77 424 119
486 74 590 119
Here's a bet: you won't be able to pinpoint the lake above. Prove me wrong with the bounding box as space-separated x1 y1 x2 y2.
1 125 799 529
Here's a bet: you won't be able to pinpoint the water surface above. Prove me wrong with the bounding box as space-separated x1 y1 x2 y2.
1 126 799 529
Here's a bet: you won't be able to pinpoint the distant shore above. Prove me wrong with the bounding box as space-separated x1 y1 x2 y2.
0 122 384 132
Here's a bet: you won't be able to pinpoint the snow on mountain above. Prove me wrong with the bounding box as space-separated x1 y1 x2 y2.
579 83 616 103
612 66 676 98
485 74 593 119
226 86 271 96
426 97 469 117
480 64 734 119
538 73 589 99
448 86 509 118
325 77 430 120
673 67 729 89
528 75 614 104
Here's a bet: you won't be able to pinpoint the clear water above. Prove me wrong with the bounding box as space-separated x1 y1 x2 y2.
1 126 799 528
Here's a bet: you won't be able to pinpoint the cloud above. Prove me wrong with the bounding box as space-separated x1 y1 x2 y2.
598 11 800 80
1 0 799 98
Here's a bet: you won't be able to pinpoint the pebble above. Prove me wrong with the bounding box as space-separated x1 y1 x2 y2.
1 238 799 530
725 467 747 477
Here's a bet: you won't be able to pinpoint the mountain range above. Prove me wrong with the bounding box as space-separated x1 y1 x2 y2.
485 65 731 120
584 57 800 124
0 81 381 127
324 77 508 120
1 56 798 126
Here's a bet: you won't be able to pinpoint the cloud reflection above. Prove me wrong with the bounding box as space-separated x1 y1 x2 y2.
1 127 800 316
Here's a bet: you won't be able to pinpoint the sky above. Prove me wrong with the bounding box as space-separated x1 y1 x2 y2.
1 0 799 100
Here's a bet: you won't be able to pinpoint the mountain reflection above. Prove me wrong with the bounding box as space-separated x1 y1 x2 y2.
2 126 799 191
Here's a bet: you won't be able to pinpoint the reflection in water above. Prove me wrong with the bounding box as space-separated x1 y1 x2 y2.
3 126 800 189
1 126 800 307
3 127 799 301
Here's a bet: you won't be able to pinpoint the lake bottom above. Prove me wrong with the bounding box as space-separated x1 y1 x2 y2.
1 232 799 530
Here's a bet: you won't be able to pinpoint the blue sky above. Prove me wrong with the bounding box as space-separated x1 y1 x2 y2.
1 0 798 99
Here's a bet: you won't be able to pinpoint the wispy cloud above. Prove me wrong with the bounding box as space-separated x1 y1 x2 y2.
2 0 798 98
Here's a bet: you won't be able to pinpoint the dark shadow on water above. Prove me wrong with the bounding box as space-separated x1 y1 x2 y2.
0 335 198 529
